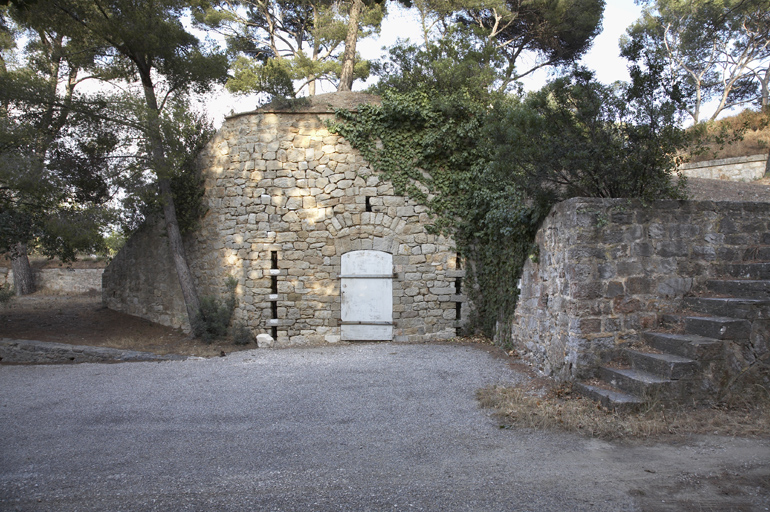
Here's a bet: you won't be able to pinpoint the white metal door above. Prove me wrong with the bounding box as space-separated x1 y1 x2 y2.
340 250 393 341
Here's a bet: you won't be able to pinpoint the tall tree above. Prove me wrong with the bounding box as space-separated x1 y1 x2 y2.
0 5 114 295
42 0 228 327
197 0 383 97
623 0 770 123
413 0 604 92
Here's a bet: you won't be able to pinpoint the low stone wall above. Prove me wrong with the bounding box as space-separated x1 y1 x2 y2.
0 268 103 294
510 198 770 380
679 153 768 181
102 219 190 331
0 338 184 364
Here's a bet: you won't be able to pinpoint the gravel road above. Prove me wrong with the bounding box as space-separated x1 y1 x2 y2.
1 343 768 511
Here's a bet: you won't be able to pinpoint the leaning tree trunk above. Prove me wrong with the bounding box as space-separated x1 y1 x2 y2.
338 0 363 92
141 78 201 331
11 243 34 296
158 177 201 329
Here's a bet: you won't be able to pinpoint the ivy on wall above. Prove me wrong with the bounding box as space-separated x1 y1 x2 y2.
330 62 692 345
330 89 543 343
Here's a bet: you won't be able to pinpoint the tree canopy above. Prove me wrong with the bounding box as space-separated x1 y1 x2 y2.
0 4 125 293
623 0 770 122
196 0 384 97
33 0 228 325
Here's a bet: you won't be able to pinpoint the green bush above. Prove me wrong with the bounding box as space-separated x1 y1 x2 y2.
334 40 691 344
192 276 237 344
0 283 14 304
231 322 254 346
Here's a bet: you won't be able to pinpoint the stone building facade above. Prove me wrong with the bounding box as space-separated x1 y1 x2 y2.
103 93 466 346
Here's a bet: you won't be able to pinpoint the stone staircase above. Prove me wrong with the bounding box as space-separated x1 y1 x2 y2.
575 262 770 410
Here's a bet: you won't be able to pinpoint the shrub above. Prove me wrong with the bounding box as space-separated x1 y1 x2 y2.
231 322 254 346
0 283 14 304
192 276 237 344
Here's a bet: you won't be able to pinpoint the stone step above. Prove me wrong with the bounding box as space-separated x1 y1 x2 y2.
683 315 752 340
683 297 770 320
598 367 678 400
624 349 698 380
722 262 770 280
573 382 644 411
706 279 770 299
660 314 683 329
642 331 722 360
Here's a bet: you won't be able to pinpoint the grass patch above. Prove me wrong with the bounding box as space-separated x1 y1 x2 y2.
478 383 770 440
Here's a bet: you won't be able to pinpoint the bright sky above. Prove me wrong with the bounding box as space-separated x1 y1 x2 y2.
207 0 644 125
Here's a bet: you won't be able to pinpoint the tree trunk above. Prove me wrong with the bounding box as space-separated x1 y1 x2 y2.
140 77 201 330
11 243 34 296
158 178 201 329
338 0 363 92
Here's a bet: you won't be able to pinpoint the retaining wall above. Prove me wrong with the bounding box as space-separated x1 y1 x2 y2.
679 153 768 181
0 268 103 294
510 197 770 380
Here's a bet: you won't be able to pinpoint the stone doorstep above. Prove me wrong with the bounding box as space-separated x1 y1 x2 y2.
598 366 680 401
572 381 643 412
722 262 770 280
683 315 752 340
642 332 723 360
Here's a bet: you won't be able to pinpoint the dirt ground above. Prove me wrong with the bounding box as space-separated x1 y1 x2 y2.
1 177 768 359
0 293 253 358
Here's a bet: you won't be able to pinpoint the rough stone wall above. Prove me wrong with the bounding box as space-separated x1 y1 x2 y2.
510 197 770 380
104 104 465 344
102 219 189 330
0 268 102 294
679 154 767 181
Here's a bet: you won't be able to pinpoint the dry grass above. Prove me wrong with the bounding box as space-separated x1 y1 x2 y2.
688 108 770 163
478 383 770 441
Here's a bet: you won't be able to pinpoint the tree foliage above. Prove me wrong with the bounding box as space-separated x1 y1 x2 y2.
196 0 383 97
490 68 689 207
335 39 691 341
0 6 119 271
407 0 604 91
36 0 228 327
623 0 770 122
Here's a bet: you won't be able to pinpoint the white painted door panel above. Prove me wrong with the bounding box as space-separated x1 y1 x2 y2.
340 250 393 341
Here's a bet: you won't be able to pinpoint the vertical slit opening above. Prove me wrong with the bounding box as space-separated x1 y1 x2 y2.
455 301 462 320
271 301 278 318
455 277 462 295
365 196 372 212
271 275 278 294
271 326 278 339
270 251 278 269
455 253 462 270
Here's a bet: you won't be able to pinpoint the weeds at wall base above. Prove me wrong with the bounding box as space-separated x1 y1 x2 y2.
192 276 256 346
478 383 770 440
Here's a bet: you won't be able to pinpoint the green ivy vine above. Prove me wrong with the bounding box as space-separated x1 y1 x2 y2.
330 90 544 344
329 65 689 345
